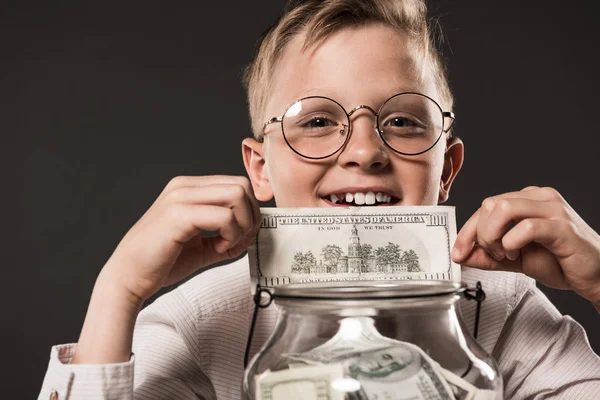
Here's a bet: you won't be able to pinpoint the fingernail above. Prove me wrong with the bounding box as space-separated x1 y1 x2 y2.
492 250 505 261
506 250 519 261
451 246 461 260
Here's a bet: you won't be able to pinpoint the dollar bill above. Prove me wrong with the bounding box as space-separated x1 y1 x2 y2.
472 390 498 400
439 368 477 400
286 317 405 364
438 368 498 400
342 345 455 400
286 317 455 400
255 364 345 400
248 206 460 289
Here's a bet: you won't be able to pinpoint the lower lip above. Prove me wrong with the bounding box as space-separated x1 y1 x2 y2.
321 197 397 207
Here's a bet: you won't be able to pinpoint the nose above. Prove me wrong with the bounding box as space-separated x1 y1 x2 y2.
337 108 390 171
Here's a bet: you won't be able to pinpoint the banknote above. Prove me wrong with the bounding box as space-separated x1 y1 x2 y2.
438 368 498 400
342 345 455 400
285 317 455 400
438 367 476 400
248 206 460 289
255 364 345 400
286 317 406 364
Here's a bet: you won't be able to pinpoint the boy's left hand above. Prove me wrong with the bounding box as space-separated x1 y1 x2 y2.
452 186 600 310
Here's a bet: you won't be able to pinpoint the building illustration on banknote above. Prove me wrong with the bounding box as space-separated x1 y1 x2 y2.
250 207 459 287
290 225 421 276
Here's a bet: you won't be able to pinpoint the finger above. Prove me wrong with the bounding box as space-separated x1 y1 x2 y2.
454 188 550 263
242 179 262 241
521 186 540 192
475 189 561 260
519 244 568 289
162 175 261 239
485 186 560 203
477 198 504 260
462 242 569 290
165 234 249 285
452 209 480 262
166 184 256 237
161 175 254 200
168 204 244 252
501 218 573 257
478 198 556 260
456 187 565 263
501 218 571 287
192 176 262 239
460 244 522 273
505 248 520 261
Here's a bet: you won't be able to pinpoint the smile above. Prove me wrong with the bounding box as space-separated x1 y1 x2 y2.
322 191 398 207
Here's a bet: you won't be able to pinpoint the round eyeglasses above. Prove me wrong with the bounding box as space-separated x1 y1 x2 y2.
262 92 455 159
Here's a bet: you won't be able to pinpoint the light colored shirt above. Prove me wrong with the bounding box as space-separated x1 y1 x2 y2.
38 256 600 399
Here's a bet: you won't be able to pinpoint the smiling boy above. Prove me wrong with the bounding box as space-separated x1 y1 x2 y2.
38 0 600 399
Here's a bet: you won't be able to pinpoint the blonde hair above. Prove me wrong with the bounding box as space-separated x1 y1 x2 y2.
242 0 452 140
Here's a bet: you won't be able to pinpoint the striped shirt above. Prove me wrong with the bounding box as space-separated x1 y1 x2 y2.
38 256 600 399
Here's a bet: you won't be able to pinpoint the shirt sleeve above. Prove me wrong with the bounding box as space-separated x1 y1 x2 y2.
37 287 213 400
37 344 135 400
493 286 600 399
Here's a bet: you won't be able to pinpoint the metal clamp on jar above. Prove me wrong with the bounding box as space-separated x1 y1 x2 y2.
243 280 502 400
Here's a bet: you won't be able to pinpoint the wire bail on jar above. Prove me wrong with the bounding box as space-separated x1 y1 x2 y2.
244 285 274 368
463 281 486 339
244 281 486 368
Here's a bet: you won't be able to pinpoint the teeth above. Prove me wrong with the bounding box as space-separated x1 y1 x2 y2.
354 192 365 205
365 192 375 205
328 191 394 206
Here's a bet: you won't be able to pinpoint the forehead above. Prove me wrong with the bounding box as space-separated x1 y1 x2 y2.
267 24 439 114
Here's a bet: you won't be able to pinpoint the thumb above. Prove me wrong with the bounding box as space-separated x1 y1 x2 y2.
460 245 522 273
226 241 251 259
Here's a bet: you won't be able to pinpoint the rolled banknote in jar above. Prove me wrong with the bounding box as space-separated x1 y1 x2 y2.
243 280 503 399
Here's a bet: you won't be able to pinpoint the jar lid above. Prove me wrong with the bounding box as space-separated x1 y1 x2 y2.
272 280 463 300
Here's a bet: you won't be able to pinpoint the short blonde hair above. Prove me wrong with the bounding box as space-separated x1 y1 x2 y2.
243 0 453 140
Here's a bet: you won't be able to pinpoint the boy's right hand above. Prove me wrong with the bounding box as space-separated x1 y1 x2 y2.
102 175 261 304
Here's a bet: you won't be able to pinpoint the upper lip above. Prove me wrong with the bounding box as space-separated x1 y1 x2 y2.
320 186 400 199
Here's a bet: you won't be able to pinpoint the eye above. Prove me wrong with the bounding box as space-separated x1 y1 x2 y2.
302 117 336 129
384 117 417 128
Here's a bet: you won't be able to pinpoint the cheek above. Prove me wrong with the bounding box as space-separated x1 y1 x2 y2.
265 144 328 206
397 151 445 205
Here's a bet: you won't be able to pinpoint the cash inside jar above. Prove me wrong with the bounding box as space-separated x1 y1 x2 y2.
243 280 503 400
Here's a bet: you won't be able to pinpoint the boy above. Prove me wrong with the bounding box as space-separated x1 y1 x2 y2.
38 0 600 399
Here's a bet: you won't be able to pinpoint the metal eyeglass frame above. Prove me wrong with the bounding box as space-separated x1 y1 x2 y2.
261 92 456 160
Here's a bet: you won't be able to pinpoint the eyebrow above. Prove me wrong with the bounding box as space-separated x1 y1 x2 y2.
286 87 429 107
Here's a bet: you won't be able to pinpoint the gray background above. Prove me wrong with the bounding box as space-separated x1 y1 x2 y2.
2 0 599 397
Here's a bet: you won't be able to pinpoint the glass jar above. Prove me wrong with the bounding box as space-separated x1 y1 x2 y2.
243 280 503 399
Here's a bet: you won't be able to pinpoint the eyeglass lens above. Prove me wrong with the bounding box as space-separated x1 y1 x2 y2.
282 94 444 158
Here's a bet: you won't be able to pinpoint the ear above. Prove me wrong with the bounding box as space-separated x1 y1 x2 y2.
438 136 464 204
242 138 274 202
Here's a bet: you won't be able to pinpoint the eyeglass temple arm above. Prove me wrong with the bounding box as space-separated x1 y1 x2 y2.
263 116 283 131
442 111 456 134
